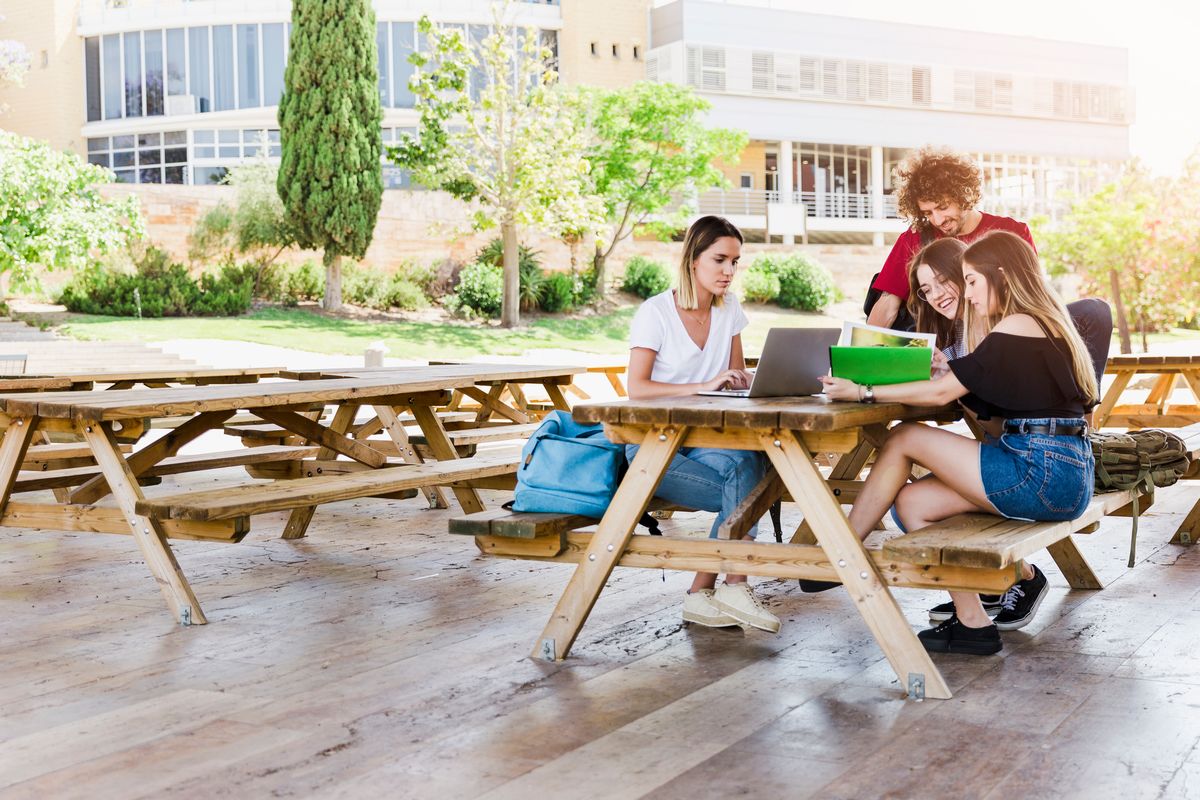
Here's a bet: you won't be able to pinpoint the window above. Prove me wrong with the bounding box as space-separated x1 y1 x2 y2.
102 34 122 119
123 31 142 117
739 173 753 189
144 29 163 116
189 27 211 112
85 37 101 121
262 24 285 106
165 28 185 97
212 25 234 111
612 43 619 58
87 132 186 184
237 24 259 109
376 22 389 105
590 42 597 56
392 22 415 108
633 45 641 61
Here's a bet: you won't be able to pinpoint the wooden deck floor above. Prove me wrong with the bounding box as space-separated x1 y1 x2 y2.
2 472 1199 799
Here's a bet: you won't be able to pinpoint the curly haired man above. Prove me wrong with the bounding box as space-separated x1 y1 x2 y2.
865 146 1034 330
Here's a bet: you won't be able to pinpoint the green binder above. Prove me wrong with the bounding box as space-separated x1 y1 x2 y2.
828 346 933 385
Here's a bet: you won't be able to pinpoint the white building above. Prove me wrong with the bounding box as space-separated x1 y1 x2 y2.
648 0 1132 242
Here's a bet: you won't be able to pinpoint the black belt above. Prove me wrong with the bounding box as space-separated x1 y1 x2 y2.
1003 419 1087 437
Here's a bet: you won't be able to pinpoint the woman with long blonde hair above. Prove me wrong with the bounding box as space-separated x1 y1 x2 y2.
822 231 1097 655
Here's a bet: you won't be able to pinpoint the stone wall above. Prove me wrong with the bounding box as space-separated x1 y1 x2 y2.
100 184 888 297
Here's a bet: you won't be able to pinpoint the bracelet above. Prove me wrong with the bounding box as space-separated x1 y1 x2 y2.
857 384 863 402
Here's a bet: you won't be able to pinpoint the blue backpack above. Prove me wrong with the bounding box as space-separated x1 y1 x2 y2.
511 411 625 517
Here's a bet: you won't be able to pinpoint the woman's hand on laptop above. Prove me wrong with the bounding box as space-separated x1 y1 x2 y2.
702 369 752 393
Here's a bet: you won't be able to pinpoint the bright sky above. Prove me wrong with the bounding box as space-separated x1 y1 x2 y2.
681 0 1200 175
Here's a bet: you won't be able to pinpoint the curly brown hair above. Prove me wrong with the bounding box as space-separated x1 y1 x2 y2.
893 146 982 231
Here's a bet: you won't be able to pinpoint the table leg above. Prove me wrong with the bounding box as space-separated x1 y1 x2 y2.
790 436 879 546
81 421 206 626
761 428 951 700
544 382 571 411
1095 371 1133 429
374 404 448 509
0 416 39 513
1045 538 1104 589
1146 374 1178 415
409 404 485 514
1179 368 1200 408
1171 497 1200 546
605 371 627 398
282 403 359 540
533 425 688 661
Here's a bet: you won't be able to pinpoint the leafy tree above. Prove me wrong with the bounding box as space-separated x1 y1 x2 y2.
390 1 601 326
582 82 747 296
189 159 298 281
0 131 143 288
277 0 383 311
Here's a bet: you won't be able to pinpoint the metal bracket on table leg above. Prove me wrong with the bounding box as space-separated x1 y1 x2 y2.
907 672 926 701
538 638 556 662
179 607 192 627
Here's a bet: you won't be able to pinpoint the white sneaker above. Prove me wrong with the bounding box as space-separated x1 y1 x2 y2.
711 583 782 633
682 589 741 628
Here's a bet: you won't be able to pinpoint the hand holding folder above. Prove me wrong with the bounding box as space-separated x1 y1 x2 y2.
828 345 933 385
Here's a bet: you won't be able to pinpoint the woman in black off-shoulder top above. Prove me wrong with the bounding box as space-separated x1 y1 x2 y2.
821 231 1100 656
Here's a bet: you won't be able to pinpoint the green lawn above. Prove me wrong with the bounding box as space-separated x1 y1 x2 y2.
53 305 1200 361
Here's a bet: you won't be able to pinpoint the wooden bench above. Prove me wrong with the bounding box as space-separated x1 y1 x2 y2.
21 442 132 471
224 411 481 448
881 488 1148 590
136 446 523 523
1170 422 1200 544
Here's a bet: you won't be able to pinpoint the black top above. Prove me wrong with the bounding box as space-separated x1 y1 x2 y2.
949 332 1089 421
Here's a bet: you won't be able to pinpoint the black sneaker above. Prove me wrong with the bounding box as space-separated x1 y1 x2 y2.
927 593 1004 622
992 564 1049 631
917 616 1002 656
799 579 841 593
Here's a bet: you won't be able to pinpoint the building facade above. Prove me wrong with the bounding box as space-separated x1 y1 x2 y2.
0 0 1131 245
648 0 1132 242
0 0 649 185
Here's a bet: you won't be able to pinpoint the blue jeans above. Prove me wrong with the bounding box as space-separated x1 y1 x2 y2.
625 445 766 538
980 418 1094 521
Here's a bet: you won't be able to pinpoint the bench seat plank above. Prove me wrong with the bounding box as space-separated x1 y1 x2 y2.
449 499 685 540
882 488 1145 569
137 446 522 521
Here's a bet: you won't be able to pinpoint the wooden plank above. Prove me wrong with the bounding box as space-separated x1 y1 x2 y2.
255 408 388 468
0 415 38 514
475 532 566 557
70 409 234 505
80 421 207 625
603 422 858 454
1092 370 1133 428
717 472 784 540
459 385 528 424
533 425 688 661
374 403 448 509
0 501 249 542
486 531 1020 594
136 446 522 521
409 404 485 515
761 427 951 700
1045 537 1104 589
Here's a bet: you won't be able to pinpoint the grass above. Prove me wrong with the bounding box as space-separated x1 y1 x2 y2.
53 305 1200 361
56 304 843 360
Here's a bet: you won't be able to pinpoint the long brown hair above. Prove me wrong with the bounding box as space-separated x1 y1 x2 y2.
962 231 1099 405
676 215 743 310
906 237 966 350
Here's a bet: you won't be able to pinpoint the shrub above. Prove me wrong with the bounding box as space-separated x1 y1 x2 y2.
476 237 546 311
58 246 252 317
751 253 836 311
395 260 438 299
285 260 325 302
386 278 428 312
453 261 504 316
540 272 576 313
621 256 671 299
739 264 781 303
343 263 390 309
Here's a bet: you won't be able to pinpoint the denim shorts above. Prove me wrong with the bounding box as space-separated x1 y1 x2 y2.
979 418 1094 521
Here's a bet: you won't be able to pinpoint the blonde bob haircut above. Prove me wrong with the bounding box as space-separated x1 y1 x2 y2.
962 231 1099 406
675 215 743 310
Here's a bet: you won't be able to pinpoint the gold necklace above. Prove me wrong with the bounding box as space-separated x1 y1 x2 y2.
682 306 711 326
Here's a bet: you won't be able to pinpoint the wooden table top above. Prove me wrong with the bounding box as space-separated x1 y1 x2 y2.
573 394 955 432
1106 353 1200 369
279 364 582 382
20 366 286 383
0 364 585 422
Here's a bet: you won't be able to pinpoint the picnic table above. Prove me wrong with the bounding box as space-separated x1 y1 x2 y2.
466 394 1144 700
0 363 581 625
0 367 285 395
1095 353 1200 429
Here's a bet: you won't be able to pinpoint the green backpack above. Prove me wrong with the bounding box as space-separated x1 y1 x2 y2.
1089 429 1192 566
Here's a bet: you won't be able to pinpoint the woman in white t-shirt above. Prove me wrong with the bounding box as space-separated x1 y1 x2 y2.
625 216 780 634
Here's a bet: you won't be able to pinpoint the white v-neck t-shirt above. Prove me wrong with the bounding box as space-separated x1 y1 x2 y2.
628 289 749 385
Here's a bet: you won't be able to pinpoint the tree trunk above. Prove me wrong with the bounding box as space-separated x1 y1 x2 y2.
323 251 343 312
500 220 520 328
592 241 608 298
1109 268 1131 354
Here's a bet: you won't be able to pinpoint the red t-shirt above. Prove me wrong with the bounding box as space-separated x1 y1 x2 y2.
871 213 1036 299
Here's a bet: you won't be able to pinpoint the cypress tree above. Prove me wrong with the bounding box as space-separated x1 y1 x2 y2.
277 0 382 311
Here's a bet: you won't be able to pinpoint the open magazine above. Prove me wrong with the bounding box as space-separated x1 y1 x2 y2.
838 321 935 349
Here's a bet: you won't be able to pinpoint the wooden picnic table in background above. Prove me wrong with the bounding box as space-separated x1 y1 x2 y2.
1096 353 1200 429
0 367 286 395
0 363 581 625
582 355 761 399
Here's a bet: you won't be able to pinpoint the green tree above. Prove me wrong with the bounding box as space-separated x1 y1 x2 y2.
0 131 143 288
390 2 601 327
190 159 298 268
277 0 383 311
582 82 747 296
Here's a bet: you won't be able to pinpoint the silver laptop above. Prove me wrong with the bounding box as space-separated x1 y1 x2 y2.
699 327 841 398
